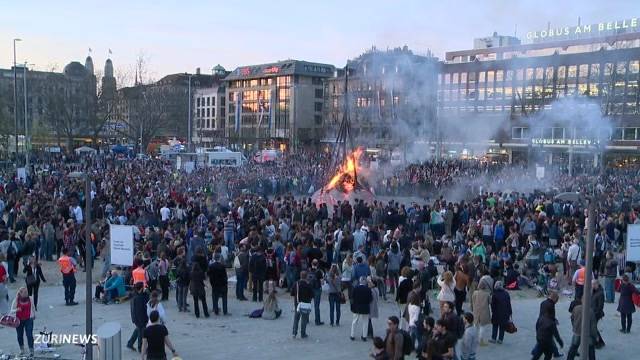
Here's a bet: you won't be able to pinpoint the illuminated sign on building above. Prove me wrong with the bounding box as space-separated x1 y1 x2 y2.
239 67 252 76
526 18 639 41
263 66 280 74
531 138 601 146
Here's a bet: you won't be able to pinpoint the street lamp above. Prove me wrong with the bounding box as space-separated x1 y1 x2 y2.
68 171 93 360
187 73 193 152
23 62 34 174
13 38 22 158
554 191 596 360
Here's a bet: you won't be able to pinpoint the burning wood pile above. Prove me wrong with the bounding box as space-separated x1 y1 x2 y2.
312 147 375 206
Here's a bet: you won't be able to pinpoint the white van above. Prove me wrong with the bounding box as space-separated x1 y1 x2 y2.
206 151 247 167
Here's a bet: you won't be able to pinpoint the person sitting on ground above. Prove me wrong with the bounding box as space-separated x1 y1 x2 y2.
103 269 126 304
262 280 282 320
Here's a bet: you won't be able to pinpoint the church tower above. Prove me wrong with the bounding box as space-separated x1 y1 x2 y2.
101 58 116 101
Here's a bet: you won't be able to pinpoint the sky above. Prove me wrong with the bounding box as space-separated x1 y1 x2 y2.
1 0 637 83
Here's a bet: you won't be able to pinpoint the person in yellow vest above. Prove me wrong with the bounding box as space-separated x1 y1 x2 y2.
58 247 78 306
132 263 148 289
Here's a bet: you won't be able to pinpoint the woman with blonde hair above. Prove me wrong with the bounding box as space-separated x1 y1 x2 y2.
437 271 456 315
10 287 36 356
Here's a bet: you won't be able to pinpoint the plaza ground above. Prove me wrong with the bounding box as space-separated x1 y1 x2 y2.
0 262 637 359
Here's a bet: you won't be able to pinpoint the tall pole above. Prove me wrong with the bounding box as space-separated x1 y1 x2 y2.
580 196 596 360
85 175 93 360
13 38 21 158
23 63 29 173
188 74 192 152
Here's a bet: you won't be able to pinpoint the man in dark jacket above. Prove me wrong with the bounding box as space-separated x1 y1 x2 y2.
126 283 150 352
208 253 229 315
292 271 314 338
591 280 606 348
350 276 373 341
309 259 325 325
235 245 249 301
533 307 564 360
249 247 267 302
532 291 563 358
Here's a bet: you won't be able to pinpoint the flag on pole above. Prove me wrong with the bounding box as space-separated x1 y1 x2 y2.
108 49 112 55
235 91 242 133
88 47 92 54
268 88 275 131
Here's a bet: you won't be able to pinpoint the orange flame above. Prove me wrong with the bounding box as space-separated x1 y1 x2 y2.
325 148 363 193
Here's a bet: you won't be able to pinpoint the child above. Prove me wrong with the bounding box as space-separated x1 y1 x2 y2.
460 312 479 360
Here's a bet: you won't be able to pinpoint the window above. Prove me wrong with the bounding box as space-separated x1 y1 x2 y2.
512 127 529 139
314 115 322 125
315 89 323 98
624 128 637 140
206 97 210 106
613 127 623 140
206 108 210 117
197 98 201 107
552 127 564 140
314 102 323 112
211 97 216 107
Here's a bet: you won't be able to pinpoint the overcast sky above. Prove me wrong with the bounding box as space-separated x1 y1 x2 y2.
1 0 637 80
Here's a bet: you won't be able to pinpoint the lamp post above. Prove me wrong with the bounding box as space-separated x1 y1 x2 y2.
69 171 93 360
554 191 596 360
23 62 32 174
187 74 193 152
13 38 21 159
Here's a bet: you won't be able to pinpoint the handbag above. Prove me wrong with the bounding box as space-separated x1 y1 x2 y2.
0 314 20 328
233 256 241 269
505 320 517 334
296 283 312 315
339 292 346 304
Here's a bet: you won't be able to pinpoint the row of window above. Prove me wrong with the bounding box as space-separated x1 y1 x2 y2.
228 76 292 89
196 96 216 107
511 126 640 141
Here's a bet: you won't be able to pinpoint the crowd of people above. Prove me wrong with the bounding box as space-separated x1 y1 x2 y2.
0 150 639 359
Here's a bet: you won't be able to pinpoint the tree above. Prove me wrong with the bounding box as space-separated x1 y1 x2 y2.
85 69 113 145
116 85 179 153
44 88 90 149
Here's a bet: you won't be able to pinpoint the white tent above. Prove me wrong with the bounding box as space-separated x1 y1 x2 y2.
74 146 97 154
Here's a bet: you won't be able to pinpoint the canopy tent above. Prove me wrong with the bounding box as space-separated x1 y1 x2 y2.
111 144 129 154
74 146 97 154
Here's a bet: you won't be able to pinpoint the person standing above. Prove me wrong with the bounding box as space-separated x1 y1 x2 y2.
603 251 618 303
327 264 342 326
618 274 639 333
531 291 563 358
127 282 150 352
175 253 190 312
157 252 170 301
41 219 55 262
309 259 325 325
460 312 479 360
0 254 9 315
248 246 266 302
471 278 491 346
23 257 45 310
454 264 470 316
189 262 209 318
141 310 178 360
208 253 229 316
11 287 35 356
566 298 597 360
591 280 605 348
437 271 456 316
351 276 373 341
57 247 78 306
235 244 249 301
384 316 405 360
489 281 512 344
146 290 166 325
291 271 313 339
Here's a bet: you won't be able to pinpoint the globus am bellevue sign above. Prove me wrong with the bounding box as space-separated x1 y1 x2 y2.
526 18 639 41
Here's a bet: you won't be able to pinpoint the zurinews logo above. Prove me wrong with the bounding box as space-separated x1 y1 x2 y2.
34 333 98 345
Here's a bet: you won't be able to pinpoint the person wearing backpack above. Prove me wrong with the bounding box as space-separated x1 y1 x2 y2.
385 315 407 360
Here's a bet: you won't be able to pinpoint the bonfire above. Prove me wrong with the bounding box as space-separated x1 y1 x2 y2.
312 147 375 207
